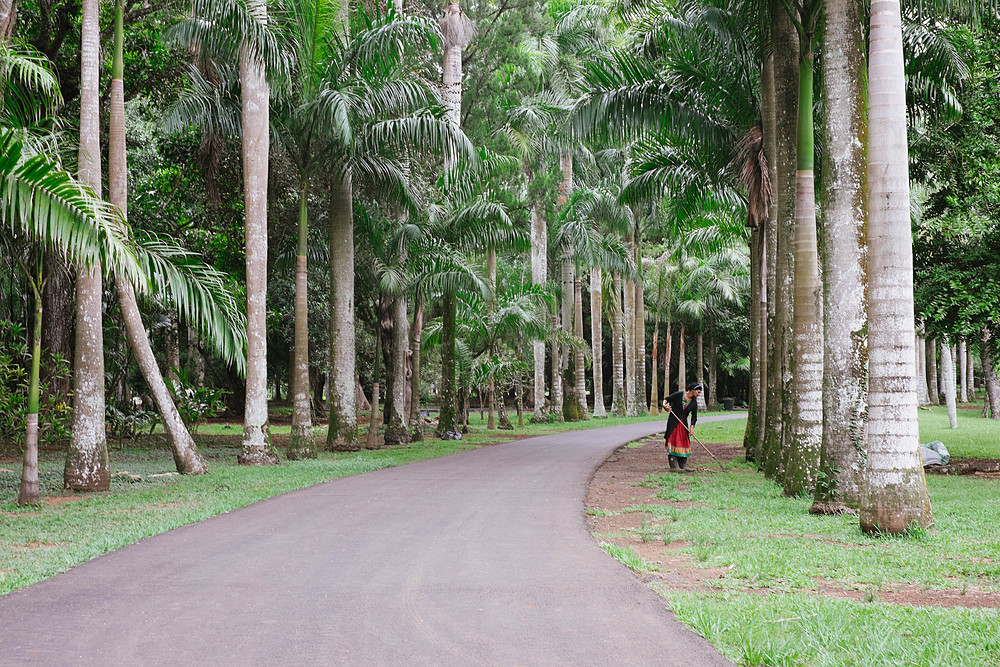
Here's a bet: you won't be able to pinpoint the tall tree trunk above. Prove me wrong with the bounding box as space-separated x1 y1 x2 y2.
746 228 761 456
409 296 423 439
677 325 686 391
958 337 968 403
927 337 939 405
623 267 637 416
237 0 277 465
590 267 606 418
531 205 547 419
384 295 410 445
109 8 207 473
916 331 929 405
66 0 109 491
487 248 497 430
649 319 659 415
708 335 717 409
784 12 823 498
327 170 358 450
19 257 42 506
762 2 797 481
611 272 625 416
942 338 958 429
663 320 671 405
860 0 933 534
559 250 573 416
288 178 316 459
437 293 458 436
696 332 706 410
634 272 646 414
982 329 1000 419
550 314 561 414
365 320 382 450
813 0 867 511
574 275 588 419
0 0 16 39
752 51 774 464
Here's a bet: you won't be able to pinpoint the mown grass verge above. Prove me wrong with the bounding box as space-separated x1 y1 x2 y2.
593 407 1000 667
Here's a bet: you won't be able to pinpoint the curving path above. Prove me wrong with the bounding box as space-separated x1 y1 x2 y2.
0 418 740 666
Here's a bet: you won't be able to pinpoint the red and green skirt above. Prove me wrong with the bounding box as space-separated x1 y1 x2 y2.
666 426 691 457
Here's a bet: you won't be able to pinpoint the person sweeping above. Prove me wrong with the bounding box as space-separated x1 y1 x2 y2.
663 383 702 470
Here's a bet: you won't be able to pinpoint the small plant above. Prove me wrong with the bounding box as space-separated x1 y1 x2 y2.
166 368 228 434
106 403 161 447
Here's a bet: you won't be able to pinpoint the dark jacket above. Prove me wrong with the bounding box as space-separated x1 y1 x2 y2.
664 390 697 439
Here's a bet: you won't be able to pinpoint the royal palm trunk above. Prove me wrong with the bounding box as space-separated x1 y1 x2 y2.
238 0 277 465
531 205 547 418
762 3 797 481
66 0 109 491
611 272 625 416
409 297 424 438
927 337 939 405
958 338 968 403
574 276 587 418
813 0 867 510
942 338 958 429
590 267 606 418
19 258 43 506
384 295 410 445
327 170 358 450
110 7 208 472
860 0 933 534
783 14 823 497
289 178 316 459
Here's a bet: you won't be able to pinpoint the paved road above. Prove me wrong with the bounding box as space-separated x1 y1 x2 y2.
0 418 739 666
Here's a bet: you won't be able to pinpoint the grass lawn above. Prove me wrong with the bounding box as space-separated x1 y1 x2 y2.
594 405 1000 667
1 409 708 595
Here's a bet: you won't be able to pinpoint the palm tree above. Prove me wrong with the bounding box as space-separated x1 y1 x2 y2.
860 0 933 534
0 41 141 504
108 1 208 475
812 0 868 513
781 0 823 498
65 0 110 491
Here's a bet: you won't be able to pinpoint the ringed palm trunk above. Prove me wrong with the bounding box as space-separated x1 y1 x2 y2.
634 274 646 414
531 205 547 419
19 258 43 506
109 9 208 473
590 267 606 418
66 0 109 491
649 318 659 415
574 275 587 418
783 33 824 498
860 0 933 534
696 331 706 410
610 272 625 416
813 0 867 510
366 321 382 450
237 0 277 465
663 319 672 405
623 269 637 416
916 331 930 405
560 249 573 416
409 296 424 439
752 52 774 463
942 338 958 429
677 325 686 392
487 248 497 430
762 3 797 481
288 178 317 459
384 295 410 445
327 169 358 450
437 293 459 436
708 335 717 408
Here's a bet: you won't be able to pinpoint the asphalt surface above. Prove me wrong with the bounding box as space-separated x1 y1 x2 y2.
0 418 739 666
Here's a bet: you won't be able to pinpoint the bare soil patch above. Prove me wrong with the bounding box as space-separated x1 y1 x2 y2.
586 435 1000 609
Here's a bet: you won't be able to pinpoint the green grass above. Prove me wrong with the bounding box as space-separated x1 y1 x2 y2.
669 591 1000 667
917 402 1000 459
600 410 1000 667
